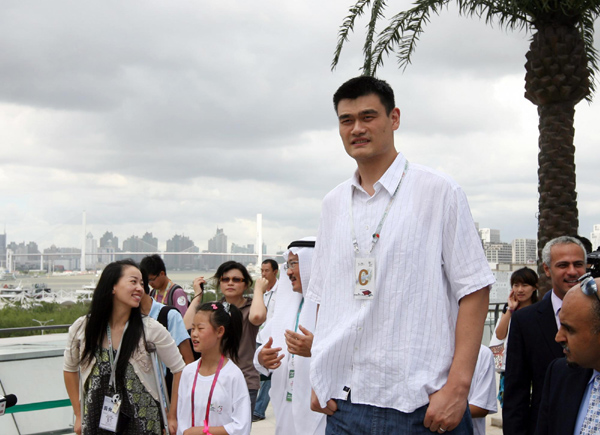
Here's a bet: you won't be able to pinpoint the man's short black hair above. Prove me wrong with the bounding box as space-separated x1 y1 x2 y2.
333 76 396 115
140 254 166 276
262 258 278 272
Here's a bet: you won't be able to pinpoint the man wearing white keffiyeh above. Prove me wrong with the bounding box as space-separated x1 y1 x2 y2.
253 237 326 435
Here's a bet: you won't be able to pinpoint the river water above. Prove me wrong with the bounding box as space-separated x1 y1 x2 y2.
6 270 215 292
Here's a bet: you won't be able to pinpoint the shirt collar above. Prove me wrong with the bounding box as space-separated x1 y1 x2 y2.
588 370 600 386
351 152 407 196
551 289 563 317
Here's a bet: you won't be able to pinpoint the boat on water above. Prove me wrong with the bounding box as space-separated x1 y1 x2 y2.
0 271 16 281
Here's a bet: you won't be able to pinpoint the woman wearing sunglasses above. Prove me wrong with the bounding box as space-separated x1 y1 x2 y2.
186 261 269 418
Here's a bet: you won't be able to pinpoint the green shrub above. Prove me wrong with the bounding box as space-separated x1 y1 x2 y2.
0 302 90 337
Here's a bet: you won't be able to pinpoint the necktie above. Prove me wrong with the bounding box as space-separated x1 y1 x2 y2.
581 375 600 434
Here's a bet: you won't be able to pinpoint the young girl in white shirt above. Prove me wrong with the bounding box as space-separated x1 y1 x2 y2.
177 302 251 435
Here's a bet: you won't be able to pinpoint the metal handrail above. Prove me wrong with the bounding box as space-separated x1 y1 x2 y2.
0 324 71 335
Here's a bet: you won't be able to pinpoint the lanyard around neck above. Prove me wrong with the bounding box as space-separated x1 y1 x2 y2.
290 298 305 361
107 321 129 390
191 354 225 428
350 160 409 255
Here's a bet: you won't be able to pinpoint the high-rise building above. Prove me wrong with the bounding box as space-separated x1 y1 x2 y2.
512 238 537 264
141 232 158 251
0 229 6 269
85 232 99 269
123 232 158 262
208 228 227 269
8 241 41 270
484 242 512 264
231 243 253 266
166 234 199 270
591 224 600 252
479 228 501 244
99 231 119 250
44 245 81 271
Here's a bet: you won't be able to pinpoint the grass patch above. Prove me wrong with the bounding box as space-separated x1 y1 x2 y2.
0 302 90 337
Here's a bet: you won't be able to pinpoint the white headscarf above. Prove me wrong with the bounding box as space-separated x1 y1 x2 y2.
255 236 325 434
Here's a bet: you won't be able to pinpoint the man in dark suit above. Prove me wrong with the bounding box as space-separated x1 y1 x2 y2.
503 236 587 434
536 276 600 434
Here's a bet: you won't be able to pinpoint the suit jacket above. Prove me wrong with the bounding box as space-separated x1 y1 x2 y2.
535 358 592 434
503 296 564 435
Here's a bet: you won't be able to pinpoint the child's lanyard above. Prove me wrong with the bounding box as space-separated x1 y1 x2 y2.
107 322 129 391
191 354 225 432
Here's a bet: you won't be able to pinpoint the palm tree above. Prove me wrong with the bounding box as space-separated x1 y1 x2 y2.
332 0 600 292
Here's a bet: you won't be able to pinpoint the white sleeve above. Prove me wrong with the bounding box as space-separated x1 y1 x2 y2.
223 368 252 435
469 347 498 413
253 342 272 376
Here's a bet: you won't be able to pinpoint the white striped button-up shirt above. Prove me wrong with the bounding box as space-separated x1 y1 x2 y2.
307 152 494 413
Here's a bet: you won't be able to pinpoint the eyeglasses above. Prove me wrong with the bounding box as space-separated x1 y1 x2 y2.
578 273 600 303
283 260 299 271
220 277 245 284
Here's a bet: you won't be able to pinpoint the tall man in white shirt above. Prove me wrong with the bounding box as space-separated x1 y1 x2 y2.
307 76 494 434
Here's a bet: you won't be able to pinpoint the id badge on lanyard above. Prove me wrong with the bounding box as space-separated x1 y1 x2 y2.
354 257 375 299
286 357 295 402
99 394 121 431
286 298 304 401
99 322 128 432
350 160 408 300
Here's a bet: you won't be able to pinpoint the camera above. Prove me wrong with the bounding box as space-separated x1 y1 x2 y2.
588 248 600 278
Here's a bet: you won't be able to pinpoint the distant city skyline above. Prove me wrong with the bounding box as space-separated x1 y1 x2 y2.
0 226 276 271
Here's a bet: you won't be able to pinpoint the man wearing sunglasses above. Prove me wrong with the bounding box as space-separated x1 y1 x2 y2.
535 275 600 434
504 236 587 434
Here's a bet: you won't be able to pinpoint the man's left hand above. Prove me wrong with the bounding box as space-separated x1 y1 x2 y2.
285 325 313 357
423 384 467 433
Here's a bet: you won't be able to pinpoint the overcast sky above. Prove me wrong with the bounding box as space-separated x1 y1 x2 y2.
1 0 599 254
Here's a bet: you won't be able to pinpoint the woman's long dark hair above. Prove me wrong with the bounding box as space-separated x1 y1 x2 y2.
81 259 145 385
197 302 243 363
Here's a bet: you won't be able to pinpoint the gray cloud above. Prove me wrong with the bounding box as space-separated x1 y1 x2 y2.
0 0 599 254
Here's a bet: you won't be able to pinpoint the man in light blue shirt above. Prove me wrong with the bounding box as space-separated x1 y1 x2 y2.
140 270 194 398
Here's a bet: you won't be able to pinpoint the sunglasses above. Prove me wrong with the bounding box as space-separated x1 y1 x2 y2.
578 273 600 303
220 277 245 284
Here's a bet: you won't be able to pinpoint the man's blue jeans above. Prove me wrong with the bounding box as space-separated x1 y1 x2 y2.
326 394 473 434
253 377 272 418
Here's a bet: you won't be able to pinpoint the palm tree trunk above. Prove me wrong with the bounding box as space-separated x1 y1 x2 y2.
524 21 589 294
536 102 579 293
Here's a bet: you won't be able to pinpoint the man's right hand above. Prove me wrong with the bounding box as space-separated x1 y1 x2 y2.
258 337 284 370
310 389 337 415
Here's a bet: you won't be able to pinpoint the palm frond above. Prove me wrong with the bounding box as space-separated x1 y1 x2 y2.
332 0 373 71
370 0 530 76
362 0 388 76
456 0 531 30
371 0 448 75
